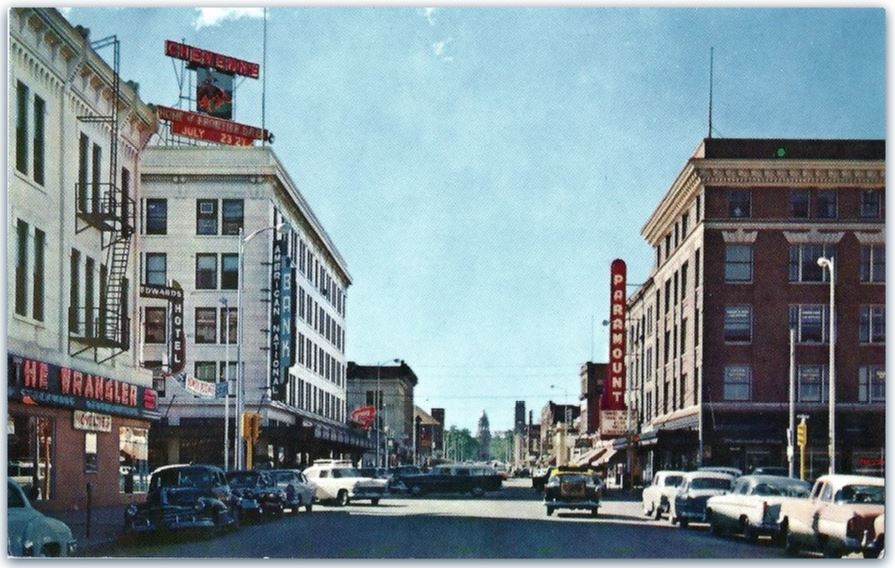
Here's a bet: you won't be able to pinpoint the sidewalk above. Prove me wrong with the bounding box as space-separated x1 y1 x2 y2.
43 504 128 556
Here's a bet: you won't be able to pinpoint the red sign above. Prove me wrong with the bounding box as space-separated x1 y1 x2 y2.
351 405 377 430
601 259 627 436
165 40 260 79
157 105 271 146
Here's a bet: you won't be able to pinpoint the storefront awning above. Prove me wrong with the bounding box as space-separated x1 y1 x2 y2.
572 447 603 466
591 448 617 467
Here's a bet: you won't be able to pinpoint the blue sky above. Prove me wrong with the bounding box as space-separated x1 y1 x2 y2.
64 7 885 432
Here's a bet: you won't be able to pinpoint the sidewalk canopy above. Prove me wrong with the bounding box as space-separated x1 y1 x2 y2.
591 448 617 467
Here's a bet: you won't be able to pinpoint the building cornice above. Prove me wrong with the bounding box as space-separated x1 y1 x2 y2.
782 228 845 245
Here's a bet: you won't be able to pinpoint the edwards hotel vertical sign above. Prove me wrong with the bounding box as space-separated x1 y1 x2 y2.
8 8 159 511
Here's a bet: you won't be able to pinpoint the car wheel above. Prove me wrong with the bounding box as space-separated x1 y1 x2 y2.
863 550 881 560
822 541 842 559
371 498 381 506
679 517 689 529
590 508 599 517
655 502 664 520
782 524 800 557
411 485 423 497
644 501 654 517
546 507 554 517
292 498 302 515
471 487 485 498
336 490 350 507
707 511 722 536
742 519 758 544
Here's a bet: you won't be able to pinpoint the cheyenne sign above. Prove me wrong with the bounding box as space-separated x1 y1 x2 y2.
157 105 271 146
165 40 260 79
600 259 627 437
8 354 159 419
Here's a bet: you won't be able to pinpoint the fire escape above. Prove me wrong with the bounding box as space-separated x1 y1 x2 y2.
70 35 135 364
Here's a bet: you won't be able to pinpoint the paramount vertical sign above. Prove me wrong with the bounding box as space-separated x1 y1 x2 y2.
600 259 628 438
270 236 293 400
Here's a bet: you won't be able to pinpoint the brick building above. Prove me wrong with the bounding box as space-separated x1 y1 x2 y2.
625 138 885 483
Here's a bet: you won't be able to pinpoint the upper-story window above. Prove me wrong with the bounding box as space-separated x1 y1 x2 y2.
861 190 881 219
221 254 239 289
790 190 810 218
859 305 885 344
724 305 752 343
798 365 828 402
723 366 752 401
680 261 688 300
681 213 689 238
724 245 753 282
788 243 834 282
664 234 671 258
197 199 218 235
728 190 751 218
816 191 838 219
789 304 829 343
144 307 166 343
695 194 702 221
222 199 244 235
859 366 885 403
196 254 218 289
145 253 167 286
146 199 168 235
860 245 885 283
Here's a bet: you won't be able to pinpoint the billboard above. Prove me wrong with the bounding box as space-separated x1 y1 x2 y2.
196 68 233 120
600 259 627 438
157 105 271 146
165 40 260 78
351 405 377 430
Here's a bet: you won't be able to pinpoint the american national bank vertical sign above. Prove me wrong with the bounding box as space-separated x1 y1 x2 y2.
600 259 628 438
270 235 294 401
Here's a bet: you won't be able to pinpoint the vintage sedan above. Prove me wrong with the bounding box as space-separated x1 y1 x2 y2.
862 513 884 559
226 470 285 516
778 474 885 558
642 470 686 519
669 471 735 528
401 464 503 497
267 469 316 513
7 480 77 557
544 468 602 516
303 460 388 506
532 467 557 493
705 475 811 542
124 464 239 534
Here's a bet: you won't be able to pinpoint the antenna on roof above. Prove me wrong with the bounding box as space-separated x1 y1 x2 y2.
707 46 714 139
261 7 268 147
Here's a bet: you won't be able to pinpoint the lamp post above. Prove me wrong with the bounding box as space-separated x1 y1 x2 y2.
376 359 400 468
220 296 231 472
236 222 287 470
817 256 836 474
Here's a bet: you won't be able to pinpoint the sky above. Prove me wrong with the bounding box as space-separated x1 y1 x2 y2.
62 7 885 432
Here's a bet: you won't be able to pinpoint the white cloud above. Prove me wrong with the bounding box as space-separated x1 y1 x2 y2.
420 7 437 26
192 8 264 30
58 7 72 16
432 37 454 62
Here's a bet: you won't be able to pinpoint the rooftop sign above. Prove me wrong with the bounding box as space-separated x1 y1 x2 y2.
165 40 260 79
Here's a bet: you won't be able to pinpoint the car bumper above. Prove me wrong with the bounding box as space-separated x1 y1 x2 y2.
677 508 708 522
350 487 387 499
128 513 217 533
235 498 261 511
545 500 600 510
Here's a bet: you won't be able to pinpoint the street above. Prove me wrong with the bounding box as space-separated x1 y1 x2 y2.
87 480 786 559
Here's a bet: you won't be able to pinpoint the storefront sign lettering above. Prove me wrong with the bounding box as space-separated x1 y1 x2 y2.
270 235 294 400
73 411 113 433
165 40 260 79
600 259 627 437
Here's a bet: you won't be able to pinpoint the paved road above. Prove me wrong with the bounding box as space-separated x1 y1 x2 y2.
88 479 790 559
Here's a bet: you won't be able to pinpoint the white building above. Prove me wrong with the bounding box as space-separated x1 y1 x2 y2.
8 8 158 511
138 145 370 468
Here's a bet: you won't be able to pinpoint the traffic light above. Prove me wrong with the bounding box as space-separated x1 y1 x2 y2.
796 421 807 448
242 412 262 443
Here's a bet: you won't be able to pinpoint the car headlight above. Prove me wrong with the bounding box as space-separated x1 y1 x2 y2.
67 541 77 556
23 540 34 557
125 503 138 517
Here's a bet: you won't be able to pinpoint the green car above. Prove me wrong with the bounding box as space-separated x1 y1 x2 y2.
7 480 77 557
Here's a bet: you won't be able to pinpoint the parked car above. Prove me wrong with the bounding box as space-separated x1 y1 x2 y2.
303 460 388 506
641 470 686 519
124 464 239 534
543 468 602 516
778 474 885 558
749 466 789 477
669 471 735 528
267 469 316 513
7 480 76 557
705 475 811 542
532 467 556 493
388 465 423 493
401 464 503 497
226 470 285 516
862 513 884 559
698 466 743 479
512 467 531 478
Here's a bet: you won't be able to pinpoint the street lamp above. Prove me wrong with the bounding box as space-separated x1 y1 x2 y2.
817 256 836 474
220 296 231 472
376 359 400 468
236 221 287 470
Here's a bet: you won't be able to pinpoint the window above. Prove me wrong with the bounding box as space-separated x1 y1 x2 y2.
694 309 700 346
664 279 671 313
78 134 89 212
816 191 837 219
195 308 218 344
859 366 885 403
33 95 45 185
196 199 218 235
725 245 753 282
680 261 688 300
798 365 828 402
680 319 687 356
723 366 752 401
91 143 102 215
724 305 752 343
219 307 237 344
144 307 166 343
119 427 149 494
681 213 689 238
85 257 95 336
664 234 671 258
196 254 217 289
221 254 239 289
15 220 28 316
696 194 702 221
789 243 834 282
222 199 244 235
789 305 829 343
859 306 885 344
861 190 881 219
145 253 167 286
860 245 885 283
70 249 80 333
144 360 165 397
728 190 751 218
33 228 44 321
218 361 238 384
85 432 98 473
8 414 54 500
146 199 167 235
16 81 29 175
790 190 810 218
195 361 217 381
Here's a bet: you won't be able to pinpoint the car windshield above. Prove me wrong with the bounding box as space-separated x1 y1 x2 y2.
332 468 362 478
689 478 731 490
227 472 260 486
664 475 684 487
7 483 26 508
155 468 215 489
752 480 811 497
558 474 589 483
835 484 885 505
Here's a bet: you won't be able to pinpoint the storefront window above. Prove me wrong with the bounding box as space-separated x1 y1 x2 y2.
85 432 98 473
119 427 149 493
7 414 54 501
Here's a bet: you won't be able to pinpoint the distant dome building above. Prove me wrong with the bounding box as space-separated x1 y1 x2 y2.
477 410 491 461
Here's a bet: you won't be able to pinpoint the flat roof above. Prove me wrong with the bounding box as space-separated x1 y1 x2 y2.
698 138 885 161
